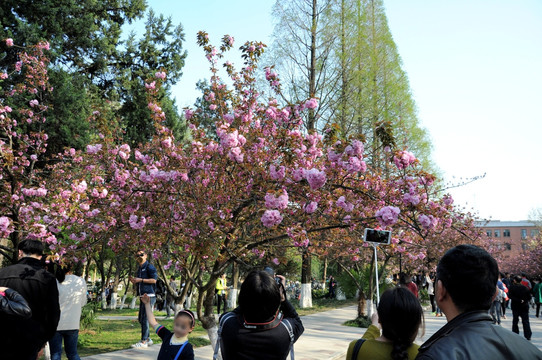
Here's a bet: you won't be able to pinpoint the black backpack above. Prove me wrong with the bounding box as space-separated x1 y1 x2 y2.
156 278 167 297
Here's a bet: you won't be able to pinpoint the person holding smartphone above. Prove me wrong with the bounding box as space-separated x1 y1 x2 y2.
217 269 304 360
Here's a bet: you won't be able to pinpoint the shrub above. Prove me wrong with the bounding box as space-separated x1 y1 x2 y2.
344 315 372 328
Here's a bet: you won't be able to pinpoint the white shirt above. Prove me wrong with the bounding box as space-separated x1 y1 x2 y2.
57 274 88 331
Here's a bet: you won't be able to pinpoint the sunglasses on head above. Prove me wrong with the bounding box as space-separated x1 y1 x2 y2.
136 253 145 257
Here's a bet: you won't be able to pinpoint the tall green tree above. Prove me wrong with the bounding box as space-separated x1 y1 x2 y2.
270 0 338 132
330 0 433 169
116 10 188 146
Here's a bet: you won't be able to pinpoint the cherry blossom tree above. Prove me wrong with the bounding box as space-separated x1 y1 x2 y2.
1 34 487 348
0 39 56 262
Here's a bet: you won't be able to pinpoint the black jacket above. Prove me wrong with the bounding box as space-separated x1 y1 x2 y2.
416 311 542 360
220 300 304 360
0 257 60 360
509 283 531 312
0 287 32 318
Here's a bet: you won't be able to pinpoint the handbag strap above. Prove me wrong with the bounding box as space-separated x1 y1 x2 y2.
351 338 366 360
173 340 188 360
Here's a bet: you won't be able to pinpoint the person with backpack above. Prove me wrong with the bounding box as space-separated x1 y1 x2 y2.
346 287 423 360
215 270 304 360
129 249 158 348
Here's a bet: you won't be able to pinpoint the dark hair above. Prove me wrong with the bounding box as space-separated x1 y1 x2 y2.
18 239 44 256
378 287 423 360
436 244 498 312
175 309 195 327
513 275 522 284
238 270 281 322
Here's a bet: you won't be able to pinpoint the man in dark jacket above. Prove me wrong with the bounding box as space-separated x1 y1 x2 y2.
415 245 542 360
0 239 60 360
508 274 533 340
129 249 158 348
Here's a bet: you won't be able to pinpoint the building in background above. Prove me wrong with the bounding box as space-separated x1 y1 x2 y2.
476 220 539 258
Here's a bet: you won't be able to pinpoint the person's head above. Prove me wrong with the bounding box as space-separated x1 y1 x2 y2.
135 249 147 264
173 309 195 338
221 273 226 279
238 270 281 322
399 272 411 285
378 287 424 360
18 239 44 259
436 244 498 313
170 276 176 281
513 275 522 284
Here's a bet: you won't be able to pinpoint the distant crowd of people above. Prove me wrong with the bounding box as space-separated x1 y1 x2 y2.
1 240 542 360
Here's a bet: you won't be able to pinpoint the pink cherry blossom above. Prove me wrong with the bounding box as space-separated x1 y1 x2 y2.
5 38 13 47
261 210 283 228
304 168 326 190
269 165 285 180
86 144 102 154
375 206 400 226
161 137 173 148
0 73 8 79
228 147 244 163
155 71 166 79
394 150 417 169
264 190 289 210
29 99 39 107
304 201 318 214
129 214 147 230
184 109 194 120
336 196 354 212
304 98 318 109
0 216 11 233
403 193 420 206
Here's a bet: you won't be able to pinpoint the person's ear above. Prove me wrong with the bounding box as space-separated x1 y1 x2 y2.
436 279 447 303
18 249 23 258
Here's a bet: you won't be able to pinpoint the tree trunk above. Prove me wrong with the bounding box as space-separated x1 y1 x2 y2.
307 0 318 131
228 262 240 310
300 247 313 308
110 255 124 310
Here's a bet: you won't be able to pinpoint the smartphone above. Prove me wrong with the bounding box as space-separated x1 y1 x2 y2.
364 228 392 245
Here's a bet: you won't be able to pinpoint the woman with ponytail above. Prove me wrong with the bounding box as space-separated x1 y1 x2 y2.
346 287 424 360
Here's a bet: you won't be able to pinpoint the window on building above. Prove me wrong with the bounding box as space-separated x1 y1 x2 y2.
494 230 500 237
486 230 492 237
522 243 528 251
505 243 511 250
531 229 539 237
503 229 510 237
521 229 527 239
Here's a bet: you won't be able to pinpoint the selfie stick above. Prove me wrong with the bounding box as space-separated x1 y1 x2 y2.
373 243 380 306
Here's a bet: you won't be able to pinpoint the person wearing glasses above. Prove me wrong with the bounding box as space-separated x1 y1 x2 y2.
130 250 158 348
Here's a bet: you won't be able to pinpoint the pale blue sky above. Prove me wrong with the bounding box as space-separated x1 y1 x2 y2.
142 0 542 221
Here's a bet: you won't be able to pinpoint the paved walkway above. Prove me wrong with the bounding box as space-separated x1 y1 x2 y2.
83 306 542 360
